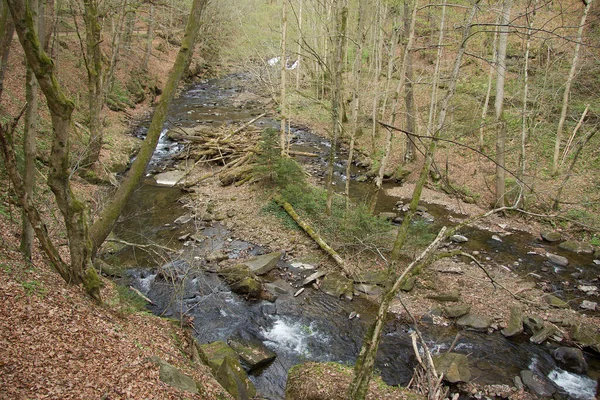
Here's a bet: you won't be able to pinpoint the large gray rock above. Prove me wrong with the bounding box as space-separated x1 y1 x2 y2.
399 276 417 292
227 336 276 371
443 304 471 318
541 231 562 242
149 356 198 394
546 253 569 267
553 347 588 374
456 314 492 332
215 356 257 400
570 323 600 352
243 251 283 275
321 272 353 300
519 370 556 398
501 307 523 337
433 353 471 383
559 240 580 253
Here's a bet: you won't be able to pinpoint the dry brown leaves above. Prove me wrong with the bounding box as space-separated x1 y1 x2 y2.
0 215 230 400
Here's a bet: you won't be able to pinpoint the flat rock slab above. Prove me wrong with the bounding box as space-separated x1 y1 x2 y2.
227 337 276 371
501 307 523 337
545 294 569 309
456 313 492 332
321 272 353 300
443 304 471 318
154 170 186 186
355 283 383 297
354 270 389 285
243 251 283 275
427 290 460 302
530 324 556 344
433 353 471 383
149 356 198 394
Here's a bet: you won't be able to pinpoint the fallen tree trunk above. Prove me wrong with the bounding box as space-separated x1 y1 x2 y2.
274 195 346 269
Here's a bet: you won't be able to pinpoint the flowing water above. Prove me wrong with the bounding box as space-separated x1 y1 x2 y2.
109 74 599 399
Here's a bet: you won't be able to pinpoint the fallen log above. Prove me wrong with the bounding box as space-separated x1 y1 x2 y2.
219 164 254 186
273 195 346 269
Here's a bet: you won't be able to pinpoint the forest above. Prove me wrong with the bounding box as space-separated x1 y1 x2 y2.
0 0 599 399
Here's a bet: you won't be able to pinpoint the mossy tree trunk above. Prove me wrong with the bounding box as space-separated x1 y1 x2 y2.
0 0 15 101
6 0 101 301
81 0 104 168
89 0 209 254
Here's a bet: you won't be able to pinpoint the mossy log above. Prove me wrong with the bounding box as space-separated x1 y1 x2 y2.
274 195 346 269
219 164 254 186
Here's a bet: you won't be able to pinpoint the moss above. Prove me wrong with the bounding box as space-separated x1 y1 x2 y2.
83 266 102 303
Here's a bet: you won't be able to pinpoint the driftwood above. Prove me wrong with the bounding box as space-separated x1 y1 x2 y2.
129 286 155 305
274 195 346 269
219 164 254 186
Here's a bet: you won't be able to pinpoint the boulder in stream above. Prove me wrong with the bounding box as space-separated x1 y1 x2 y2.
570 323 600 352
227 336 276 372
545 253 569 267
199 341 238 373
217 264 262 300
433 353 471 383
501 307 523 337
519 370 556 398
553 347 588 374
456 313 492 332
242 251 283 275
320 272 353 300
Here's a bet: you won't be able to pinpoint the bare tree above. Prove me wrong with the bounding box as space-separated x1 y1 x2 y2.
552 0 592 175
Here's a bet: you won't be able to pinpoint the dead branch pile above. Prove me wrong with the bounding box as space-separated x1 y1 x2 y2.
169 117 265 187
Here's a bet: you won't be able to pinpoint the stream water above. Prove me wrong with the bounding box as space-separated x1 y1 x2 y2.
109 74 599 399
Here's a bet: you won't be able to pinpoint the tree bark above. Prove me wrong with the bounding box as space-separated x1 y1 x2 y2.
0 0 15 102
403 0 416 162
325 0 347 215
552 0 592 175
90 0 209 254
143 3 154 70
494 0 512 207
7 0 101 300
345 0 364 208
280 0 287 156
81 0 104 168
479 13 499 150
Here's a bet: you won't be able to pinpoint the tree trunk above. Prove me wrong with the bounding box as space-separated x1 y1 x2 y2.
81 0 104 168
90 0 209 254
105 0 128 96
0 0 14 101
280 0 287 156
295 0 302 90
325 0 347 215
403 0 416 162
479 13 499 150
143 4 154 70
425 0 446 137
7 0 101 300
345 0 364 208
494 0 512 208
369 2 416 213
552 0 592 175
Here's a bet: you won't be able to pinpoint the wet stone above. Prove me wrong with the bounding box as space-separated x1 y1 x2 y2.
519 370 555 398
553 347 588 374
541 231 562 242
546 253 569 267
227 336 276 372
